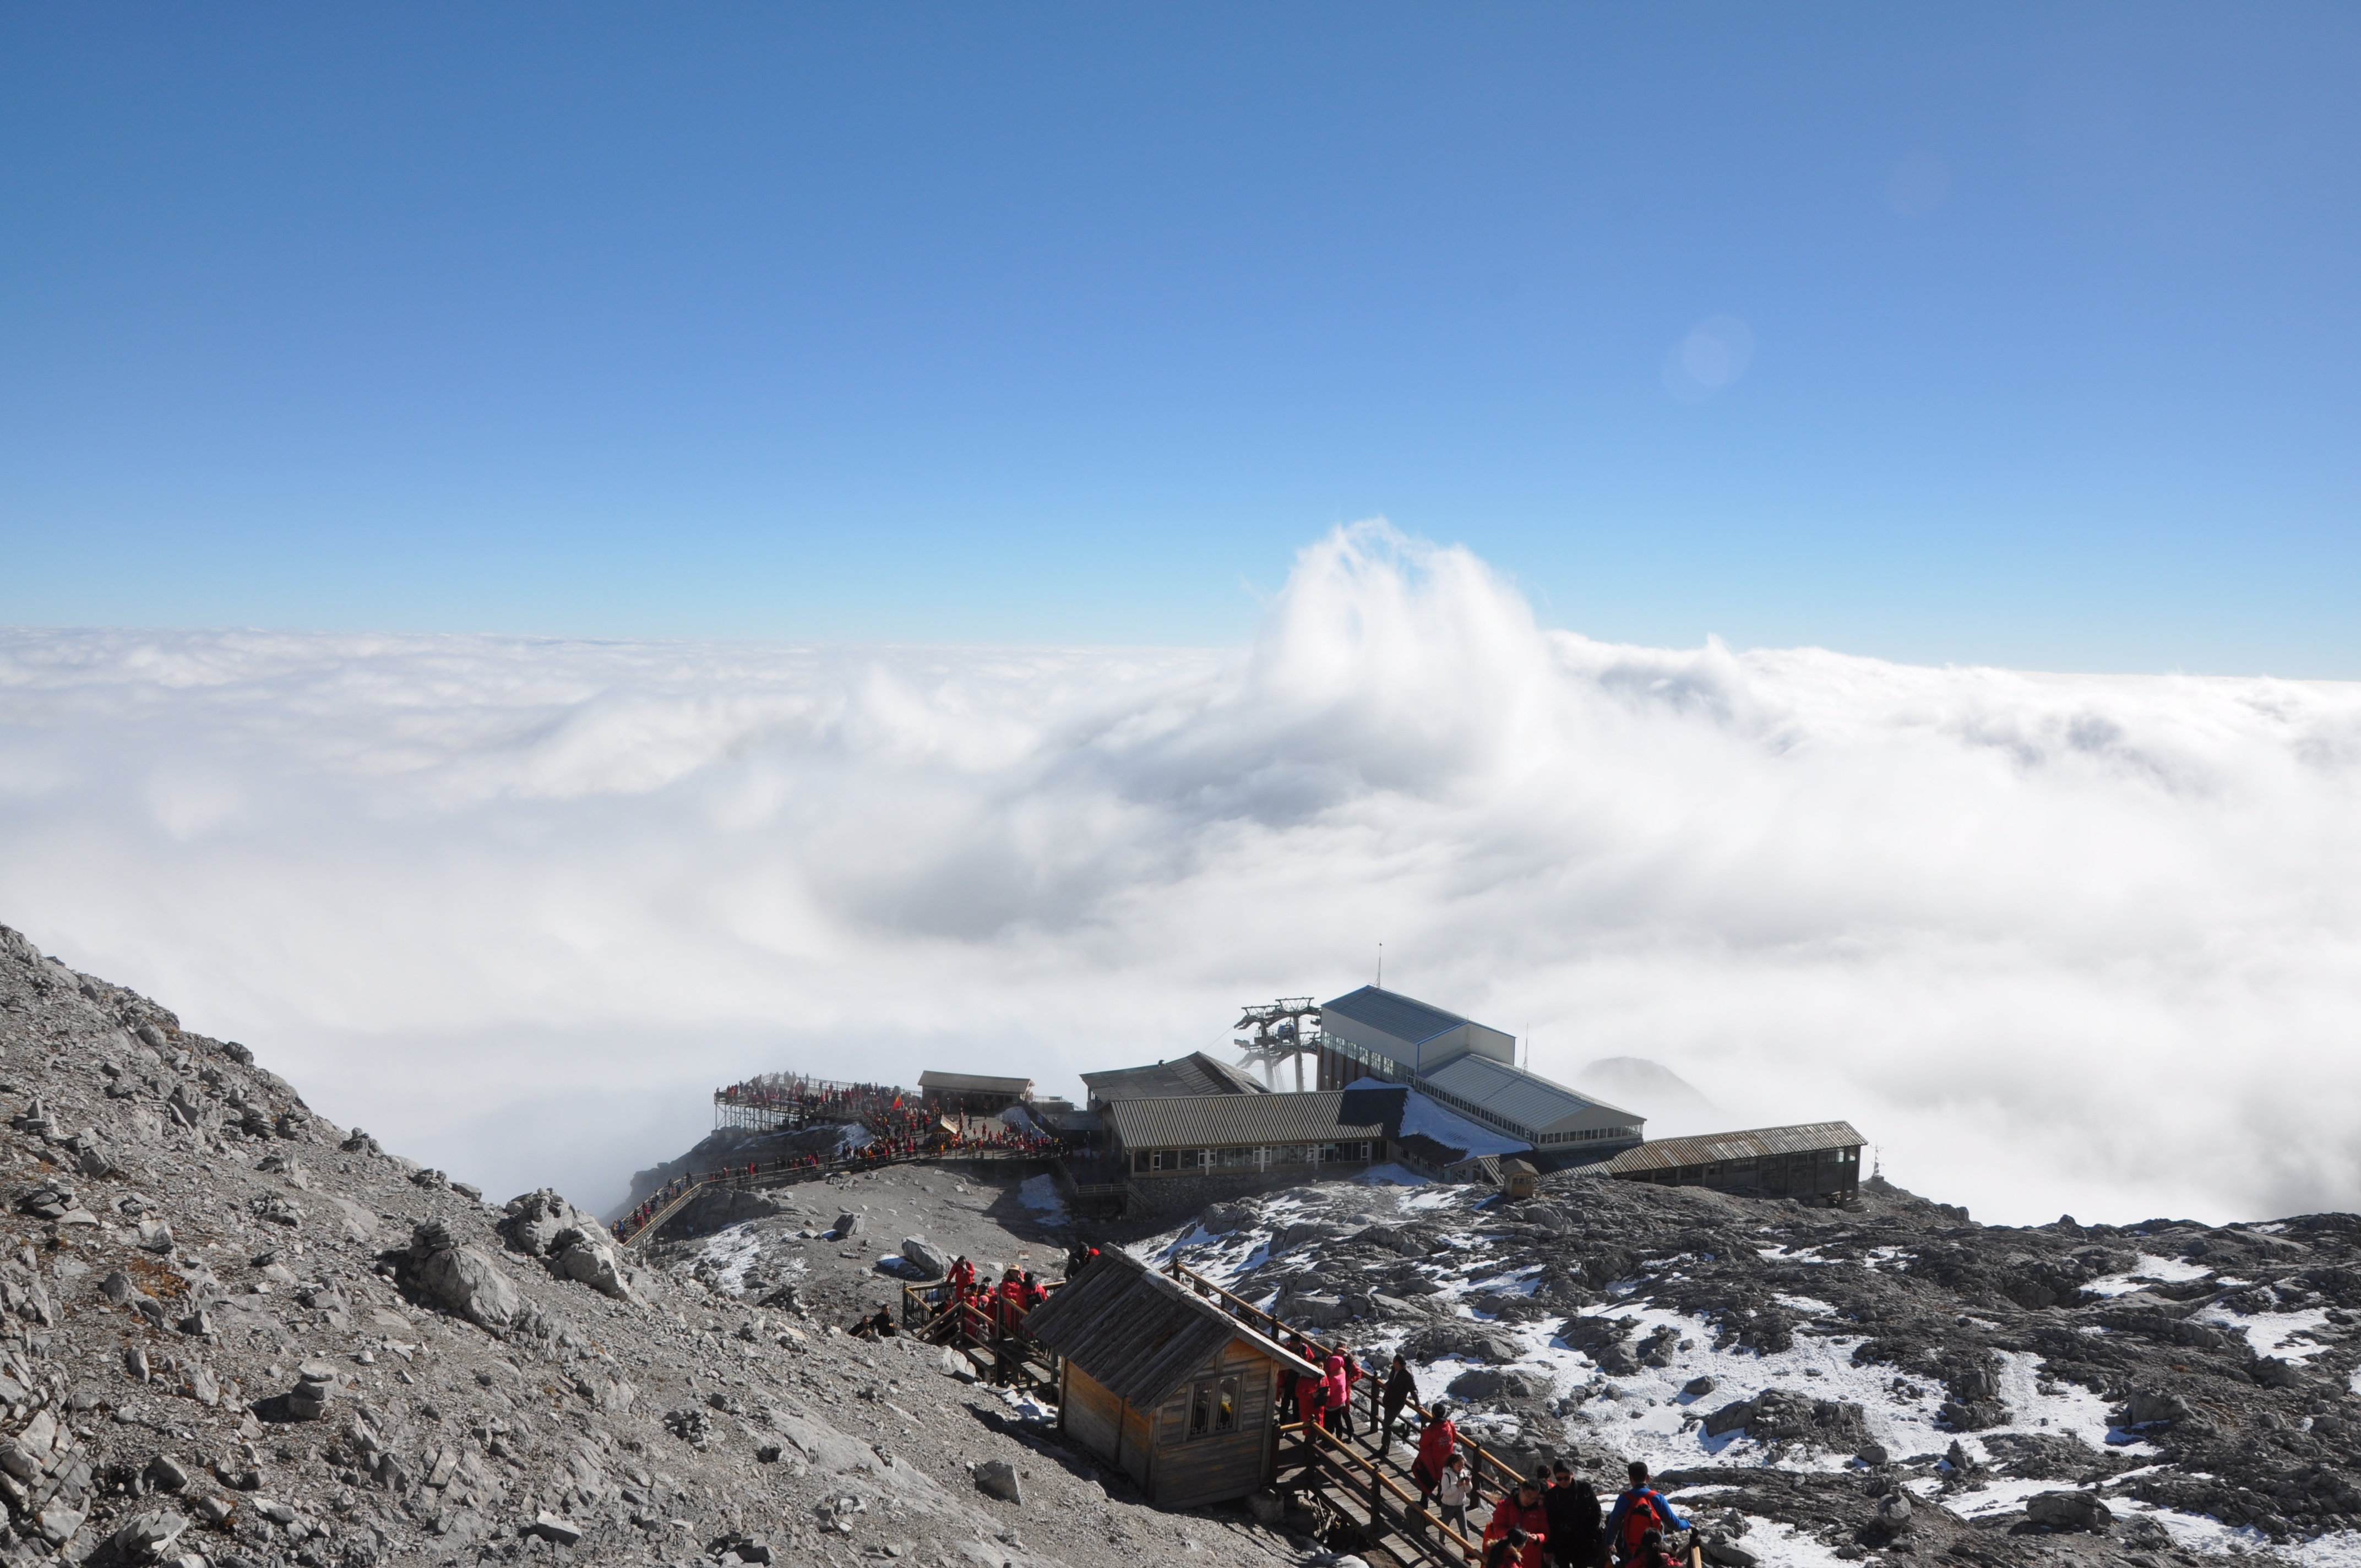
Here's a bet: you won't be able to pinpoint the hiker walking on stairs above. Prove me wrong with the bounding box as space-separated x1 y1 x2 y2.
1375 1352 1418 1460
1543 1460 1604 1568
1604 1463 1691 1566
1411 1403 1461 1526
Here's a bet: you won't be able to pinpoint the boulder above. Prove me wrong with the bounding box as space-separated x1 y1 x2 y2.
501 1190 605 1257
107 1507 189 1557
1701 1541 1758 1567
1445 1366 1542 1401
2249 1356 2306 1390
532 1512 585 1545
833 1212 864 1239
974 1459 1022 1504
1402 1322 1525 1365
1683 1375 1718 1397
1200 1203 1255 1235
2121 1388 2190 1427
1245 1487 1286 1527
410 1223 523 1330
1701 1389 1872 1452
901 1237 951 1279
552 1231 640 1304
1875 1494 1912 1530
2026 1490 2113 1532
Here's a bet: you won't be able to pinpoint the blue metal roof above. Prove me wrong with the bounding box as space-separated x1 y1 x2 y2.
1320 986 1472 1048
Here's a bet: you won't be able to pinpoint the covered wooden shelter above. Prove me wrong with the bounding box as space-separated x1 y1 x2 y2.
1022 1250 1319 1510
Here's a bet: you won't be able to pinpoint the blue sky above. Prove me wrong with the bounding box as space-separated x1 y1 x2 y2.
4 6 2357 673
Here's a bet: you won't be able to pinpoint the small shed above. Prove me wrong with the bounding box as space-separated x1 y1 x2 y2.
1023 1251 1318 1510
1499 1156 1539 1200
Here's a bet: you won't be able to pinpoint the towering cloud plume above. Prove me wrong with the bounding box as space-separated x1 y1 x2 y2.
3 522 2357 1223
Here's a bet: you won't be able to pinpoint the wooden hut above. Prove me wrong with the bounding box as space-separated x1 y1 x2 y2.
1022 1251 1319 1510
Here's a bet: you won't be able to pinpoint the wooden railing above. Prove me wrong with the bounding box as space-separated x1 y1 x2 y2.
897 1278 1064 1392
1283 1418 1482 1565
1165 1259 1537 1513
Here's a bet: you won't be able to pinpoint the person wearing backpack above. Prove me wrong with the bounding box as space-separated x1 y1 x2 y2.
1624 1528 1682 1568
1410 1403 1460 1528
1543 1460 1604 1567
1604 1462 1691 1565
1434 1451 1477 1537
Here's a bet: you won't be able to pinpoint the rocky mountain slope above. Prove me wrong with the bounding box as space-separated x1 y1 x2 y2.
0 925 1310 1568
5 917 2358 1568
1148 1166 2361 1563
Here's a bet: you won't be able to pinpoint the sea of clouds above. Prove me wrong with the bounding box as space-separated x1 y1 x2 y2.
3 522 2358 1226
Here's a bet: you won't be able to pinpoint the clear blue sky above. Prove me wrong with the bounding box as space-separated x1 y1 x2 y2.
4 6 2357 673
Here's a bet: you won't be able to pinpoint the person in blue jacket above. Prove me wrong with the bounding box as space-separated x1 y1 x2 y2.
1603 1462 1692 1564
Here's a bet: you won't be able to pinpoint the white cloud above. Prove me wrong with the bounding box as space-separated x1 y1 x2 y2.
4 522 2359 1225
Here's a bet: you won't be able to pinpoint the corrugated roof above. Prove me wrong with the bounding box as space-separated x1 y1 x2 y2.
1605 1121 1867 1175
1319 986 1471 1048
1417 1054 1636 1133
917 1071 1032 1095
1024 1251 1318 1408
1081 1051 1270 1104
1106 1086 1405 1149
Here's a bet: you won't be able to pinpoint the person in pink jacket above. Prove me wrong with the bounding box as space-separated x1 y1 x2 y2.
1321 1352 1354 1436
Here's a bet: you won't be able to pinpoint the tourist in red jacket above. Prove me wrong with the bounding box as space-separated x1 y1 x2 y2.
1484 1476 1552 1568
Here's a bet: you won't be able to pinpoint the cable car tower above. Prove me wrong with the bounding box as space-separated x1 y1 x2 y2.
1234 998 1322 1091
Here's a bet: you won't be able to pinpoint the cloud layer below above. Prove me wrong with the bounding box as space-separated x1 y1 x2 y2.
4 524 2358 1225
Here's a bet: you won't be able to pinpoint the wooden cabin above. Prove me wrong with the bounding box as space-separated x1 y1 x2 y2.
1023 1251 1319 1510
1500 1156 1539 1200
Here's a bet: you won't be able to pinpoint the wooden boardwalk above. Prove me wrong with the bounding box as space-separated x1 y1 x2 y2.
1162 1258 1549 1568
617 1146 1052 1248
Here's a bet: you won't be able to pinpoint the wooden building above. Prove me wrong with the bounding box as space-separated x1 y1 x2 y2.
1105 1086 1403 1187
1604 1121 1866 1200
1022 1251 1319 1510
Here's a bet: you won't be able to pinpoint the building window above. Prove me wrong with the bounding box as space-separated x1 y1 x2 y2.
1133 1151 1150 1174
1150 1150 1170 1172
1183 1376 1241 1441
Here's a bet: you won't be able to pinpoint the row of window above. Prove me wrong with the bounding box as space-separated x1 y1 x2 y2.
1538 1127 1628 1145
1133 1141 1377 1174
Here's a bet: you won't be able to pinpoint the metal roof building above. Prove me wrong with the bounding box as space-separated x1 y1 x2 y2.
1104 1086 1405 1152
1606 1121 1866 1201
1316 986 1517 1079
1081 1051 1270 1109
916 1071 1033 1114
1417 1052 1642 1150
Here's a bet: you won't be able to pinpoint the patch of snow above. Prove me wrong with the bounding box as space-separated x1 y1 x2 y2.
1354 1162 1430 1186
2195 1303 2333 1362
1016 1174 1068 1222
2085 1253 2215 1297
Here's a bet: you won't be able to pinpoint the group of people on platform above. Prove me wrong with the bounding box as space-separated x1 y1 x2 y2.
1270 1337 1692 1567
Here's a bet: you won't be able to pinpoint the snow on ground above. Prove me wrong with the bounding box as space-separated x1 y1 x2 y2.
686 1219 807 1297
2083 1253 2215 1296
1135 1184 2361 1564
1017 1172 1069 1223
2194 1302 2333 1362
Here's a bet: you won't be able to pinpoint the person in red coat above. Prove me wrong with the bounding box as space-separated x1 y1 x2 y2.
1483 1475 1552 1568
1412 1403 1460 1515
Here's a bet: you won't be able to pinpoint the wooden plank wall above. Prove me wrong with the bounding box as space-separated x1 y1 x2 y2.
1146 1339 1281 1510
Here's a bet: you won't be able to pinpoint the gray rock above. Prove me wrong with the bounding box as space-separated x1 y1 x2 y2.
1875 1493 1912 1529
531 1511 584 1545
834 1211 864 1239
1856 1444 1889 1467
107 1507 189 1555
2249 1355 2306 1389
974 1459 1022 1503
1683 1375 1717 1397
1701 1389 1872 1452
1445 1366 1541 1400
99 1271 133 1306
901 1237 950 1278
1245 1487 1286 1526
1200 1202 1255 1234
501 1189 605 1257
2026 1490 2113 1532
1701 1542 1758 1567
552 1229 640 1304
2121 1387 2190 1427
410 1229 523 1330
